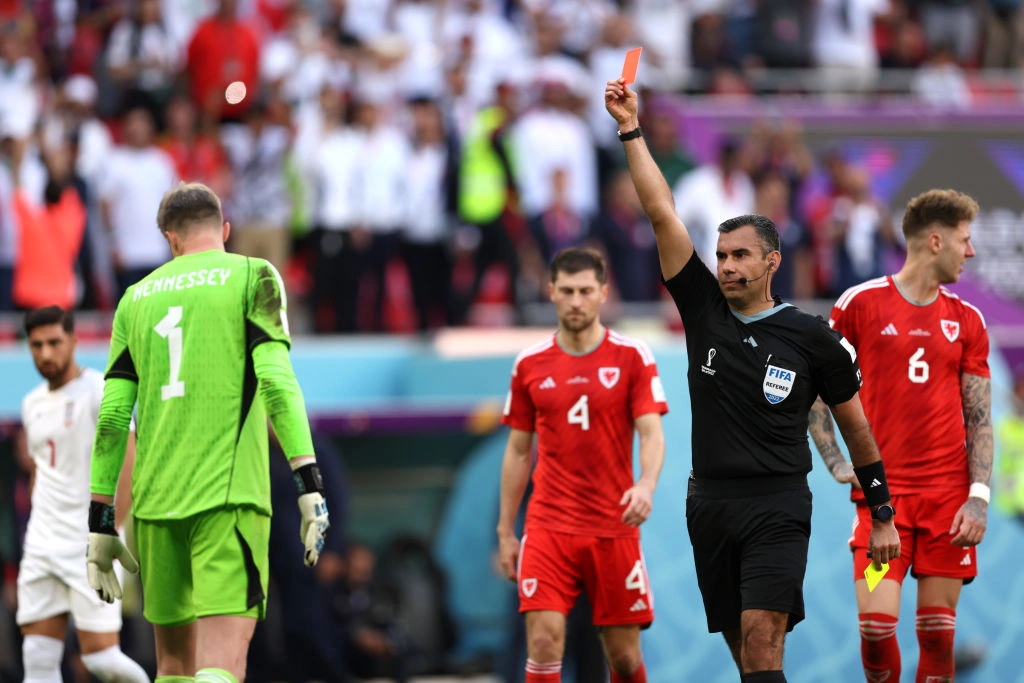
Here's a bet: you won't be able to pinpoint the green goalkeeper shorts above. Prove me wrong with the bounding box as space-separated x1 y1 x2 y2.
133 506 270 626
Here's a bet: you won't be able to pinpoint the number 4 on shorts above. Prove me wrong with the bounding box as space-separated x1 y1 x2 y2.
625 560 647 595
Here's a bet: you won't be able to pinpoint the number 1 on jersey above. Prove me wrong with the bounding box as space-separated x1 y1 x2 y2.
154 306 186 400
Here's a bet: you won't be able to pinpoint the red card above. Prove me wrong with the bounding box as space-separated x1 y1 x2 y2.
621 47 642 85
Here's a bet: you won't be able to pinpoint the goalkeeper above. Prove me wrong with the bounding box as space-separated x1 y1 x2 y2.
86 182 330 683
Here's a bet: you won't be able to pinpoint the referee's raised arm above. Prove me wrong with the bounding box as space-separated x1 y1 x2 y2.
605 78 693 281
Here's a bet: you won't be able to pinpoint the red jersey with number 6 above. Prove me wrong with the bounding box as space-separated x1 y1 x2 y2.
829 276 989 495
502 329 669 538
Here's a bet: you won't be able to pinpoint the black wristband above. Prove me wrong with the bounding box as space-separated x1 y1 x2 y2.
293 463 325 496
854 461 891 507
88 501 117 535
617 126 642 142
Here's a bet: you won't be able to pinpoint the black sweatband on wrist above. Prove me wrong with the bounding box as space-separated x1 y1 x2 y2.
88 501 117 535
854 461 891 507
617 126 642 142
293 463 325 496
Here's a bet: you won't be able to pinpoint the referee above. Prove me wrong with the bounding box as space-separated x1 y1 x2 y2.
605 80 900 683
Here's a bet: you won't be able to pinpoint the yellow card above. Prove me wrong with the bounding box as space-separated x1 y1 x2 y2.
864 562 890 592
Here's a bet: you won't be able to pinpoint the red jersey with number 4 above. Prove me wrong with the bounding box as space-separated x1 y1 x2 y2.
830 276 989 494
502 329 669 538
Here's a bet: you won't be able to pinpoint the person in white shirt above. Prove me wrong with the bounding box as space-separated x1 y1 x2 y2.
99 107 177 297
672 138 755 271
402 97 453 331
17 306 147 683
350 94 410 331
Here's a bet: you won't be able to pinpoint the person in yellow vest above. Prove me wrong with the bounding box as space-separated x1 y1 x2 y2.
454 80 526 324
996 374 1024 520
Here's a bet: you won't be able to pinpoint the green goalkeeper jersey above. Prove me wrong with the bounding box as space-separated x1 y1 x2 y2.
102 250 291 520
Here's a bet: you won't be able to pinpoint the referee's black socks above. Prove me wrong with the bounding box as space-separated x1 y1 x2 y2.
741 672 786 682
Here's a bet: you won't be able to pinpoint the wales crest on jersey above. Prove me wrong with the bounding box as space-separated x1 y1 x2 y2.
763 365 795 404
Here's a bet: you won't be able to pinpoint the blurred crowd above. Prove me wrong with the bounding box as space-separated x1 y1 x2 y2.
0 0 1014 333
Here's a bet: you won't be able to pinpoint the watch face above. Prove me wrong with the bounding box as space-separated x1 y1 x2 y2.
874 505 894 522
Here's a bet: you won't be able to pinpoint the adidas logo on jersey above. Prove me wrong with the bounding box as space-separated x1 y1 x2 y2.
870 478 882 487
881 323 899 336
960 553 972 567
539 377 556 389
629 598 648 612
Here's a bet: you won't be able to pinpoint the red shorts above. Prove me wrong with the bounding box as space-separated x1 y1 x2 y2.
849 487 977 585
517 528 653 627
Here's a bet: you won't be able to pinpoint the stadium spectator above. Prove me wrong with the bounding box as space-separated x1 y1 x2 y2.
261 2 340 110
86 182 330 683
249 432 351 683
529 168 589 265
745 119 813 219
185 0 261 124
350 94 410 332
497 247 668 683
606 77 899 682
11 141 87 311
159 95 232 199
453 78 524 325
39 75 113 309
104 0 178 125
640 107 696 191
810 189 991 683
304 84 364 333
919 0 981 64
17 306 147 682
912 42 973 107
753 170 814 301
877 2 929 70
0 135 16 312
981 0 1024 67
592 168 661 303
753 0 814 70
995 373 1024 519
402 96 454 331
627 0 691 90
340 540 414 682
98 107 177 297
672 136 755 272
828 165 897 294
812 0 889 93
513 63 599 241
220 97 293 275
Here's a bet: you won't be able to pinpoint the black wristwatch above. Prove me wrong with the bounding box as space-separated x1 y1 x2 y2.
617 126 642 142
871 504 895 522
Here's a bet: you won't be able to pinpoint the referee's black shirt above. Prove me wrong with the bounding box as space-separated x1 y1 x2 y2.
665 254 862 484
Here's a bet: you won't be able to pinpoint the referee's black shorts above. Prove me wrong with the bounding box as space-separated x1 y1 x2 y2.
685 472 812 634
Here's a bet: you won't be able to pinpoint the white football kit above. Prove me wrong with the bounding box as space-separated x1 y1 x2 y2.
17 368 123 631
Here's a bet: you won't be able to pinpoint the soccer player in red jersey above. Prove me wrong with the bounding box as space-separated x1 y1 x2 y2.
810 189 993 683
497 247 668 683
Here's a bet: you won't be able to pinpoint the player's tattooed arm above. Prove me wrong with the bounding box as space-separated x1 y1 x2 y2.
808 397 857 485
962 372 993 488
950 372 993 547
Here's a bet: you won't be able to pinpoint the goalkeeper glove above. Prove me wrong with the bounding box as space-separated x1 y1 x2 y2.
86 501 138 603
293 462 330 567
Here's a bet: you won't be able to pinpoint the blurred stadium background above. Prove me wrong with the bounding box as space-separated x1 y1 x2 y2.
1 0 1024 681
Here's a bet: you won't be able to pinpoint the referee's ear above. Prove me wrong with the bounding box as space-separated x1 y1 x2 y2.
768 251 781 272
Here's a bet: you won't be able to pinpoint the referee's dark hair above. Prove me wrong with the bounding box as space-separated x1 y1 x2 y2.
902 189 978 240
718 214 781 257
24 306 74 336
550 247 608 284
